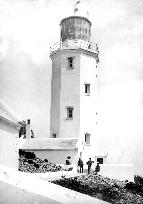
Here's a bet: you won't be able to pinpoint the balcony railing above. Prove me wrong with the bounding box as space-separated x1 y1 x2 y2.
50 40 99 55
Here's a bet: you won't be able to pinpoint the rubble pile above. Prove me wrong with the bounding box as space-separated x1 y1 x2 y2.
18 150 73 173
52 174 143 203
19 156 63 173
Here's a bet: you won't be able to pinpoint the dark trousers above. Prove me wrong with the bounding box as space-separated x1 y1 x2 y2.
88 166 91 174
79 165 83 173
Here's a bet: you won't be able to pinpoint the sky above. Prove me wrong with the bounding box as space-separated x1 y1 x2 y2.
0 0 143 172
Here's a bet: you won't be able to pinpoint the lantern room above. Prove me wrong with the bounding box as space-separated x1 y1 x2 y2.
60 16 91 43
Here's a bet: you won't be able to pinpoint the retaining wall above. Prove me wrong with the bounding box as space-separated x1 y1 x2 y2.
0 164 109 204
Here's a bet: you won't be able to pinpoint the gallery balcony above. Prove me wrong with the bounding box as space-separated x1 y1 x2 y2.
50 39 99 57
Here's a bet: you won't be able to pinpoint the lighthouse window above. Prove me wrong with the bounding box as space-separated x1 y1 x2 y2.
66 107 73 120
85 83 90 95
85 133 90 145
68 57 74 69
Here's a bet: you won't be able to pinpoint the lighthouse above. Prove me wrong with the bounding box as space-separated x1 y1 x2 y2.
19 5 134 179
19 7 134 180
50 15 99 162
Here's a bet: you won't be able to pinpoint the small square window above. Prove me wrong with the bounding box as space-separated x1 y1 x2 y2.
66 107 73 120
52 133 56 138
68 57 74 69
85 133 90 145
97 158 103 164
85 83 90 95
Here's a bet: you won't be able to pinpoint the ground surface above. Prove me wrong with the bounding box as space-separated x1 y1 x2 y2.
52 174 143 204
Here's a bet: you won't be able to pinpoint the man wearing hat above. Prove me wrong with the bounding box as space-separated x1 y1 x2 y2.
66 156 71 165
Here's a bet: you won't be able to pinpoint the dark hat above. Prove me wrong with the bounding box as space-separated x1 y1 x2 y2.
67 156 71 159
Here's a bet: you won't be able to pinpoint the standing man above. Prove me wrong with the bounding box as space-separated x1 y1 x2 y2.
86 158 94 174
78 158 84 173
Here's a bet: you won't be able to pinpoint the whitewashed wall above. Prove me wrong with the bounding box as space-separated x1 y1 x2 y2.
0 121 19 169
25 149 78 165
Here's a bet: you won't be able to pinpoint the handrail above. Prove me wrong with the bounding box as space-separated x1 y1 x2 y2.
50 40 99 55
0 99 24 125
0 115 22 130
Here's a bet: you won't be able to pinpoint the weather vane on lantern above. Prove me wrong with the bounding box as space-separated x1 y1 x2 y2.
73 1 89 19
74 0 80 15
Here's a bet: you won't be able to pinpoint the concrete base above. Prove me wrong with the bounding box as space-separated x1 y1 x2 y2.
79 164 134 181
99 164 134 181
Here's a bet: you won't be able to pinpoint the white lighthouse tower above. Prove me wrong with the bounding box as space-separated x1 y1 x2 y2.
50 14 100 162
